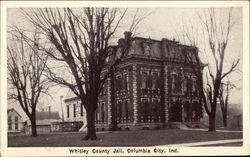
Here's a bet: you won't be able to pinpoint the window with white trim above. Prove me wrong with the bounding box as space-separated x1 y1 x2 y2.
151 72 159 89
141 71 148 89
124 73 129 91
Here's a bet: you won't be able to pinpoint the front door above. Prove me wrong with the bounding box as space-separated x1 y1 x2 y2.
169 100 182 122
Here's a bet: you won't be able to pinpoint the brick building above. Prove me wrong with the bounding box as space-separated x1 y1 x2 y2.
64 32 203 131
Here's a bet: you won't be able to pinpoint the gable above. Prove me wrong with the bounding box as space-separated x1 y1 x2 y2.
7 108 22 119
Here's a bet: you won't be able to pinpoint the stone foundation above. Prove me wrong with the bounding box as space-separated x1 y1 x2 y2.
98 122 164 131
95 123 109 131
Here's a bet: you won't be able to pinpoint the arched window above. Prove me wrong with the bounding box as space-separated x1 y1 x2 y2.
125 99 129 122
101 103 105 123
141 72 147 89
124 73 129 91
152 98 160 122
116 75 122 91
151 72 159 89
171 74 176 92
166 44 170 56
192 77 197 93
117 101 122 123
183 76 188 93
142 42 151 56
141 98 149 122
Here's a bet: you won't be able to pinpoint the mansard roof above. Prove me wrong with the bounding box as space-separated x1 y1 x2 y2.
131 36 198 57
107 33 199 64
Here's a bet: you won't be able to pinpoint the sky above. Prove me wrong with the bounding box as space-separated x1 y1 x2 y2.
6 7 243 120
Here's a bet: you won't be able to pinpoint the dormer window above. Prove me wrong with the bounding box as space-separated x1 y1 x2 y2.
115 48 122 60
166 44 171 56
142 42 151 56
141 71 148 89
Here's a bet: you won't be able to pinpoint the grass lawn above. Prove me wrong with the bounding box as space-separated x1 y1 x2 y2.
8 129 242 147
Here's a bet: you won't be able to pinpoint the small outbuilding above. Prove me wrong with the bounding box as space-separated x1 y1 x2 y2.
25 111 61 134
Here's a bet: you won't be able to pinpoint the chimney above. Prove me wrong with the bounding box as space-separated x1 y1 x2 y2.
118 38 125 46
124 31 132 40
48 106 51 119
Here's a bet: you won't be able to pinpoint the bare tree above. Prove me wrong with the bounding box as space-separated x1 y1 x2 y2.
218 80 239 127
7 29 50 136
22 8 143 140
200 8 240 131
177 8 240 131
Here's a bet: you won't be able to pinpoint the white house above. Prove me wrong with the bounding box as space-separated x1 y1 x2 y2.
63 89 87 131
7 108 24 133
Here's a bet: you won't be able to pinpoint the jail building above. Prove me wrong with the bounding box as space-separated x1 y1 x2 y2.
64 32 203 131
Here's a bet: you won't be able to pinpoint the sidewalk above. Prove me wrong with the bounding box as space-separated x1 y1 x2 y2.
155 139 243 147
183 128 242 133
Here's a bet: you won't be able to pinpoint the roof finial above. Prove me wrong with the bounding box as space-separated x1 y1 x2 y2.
147 36 152 44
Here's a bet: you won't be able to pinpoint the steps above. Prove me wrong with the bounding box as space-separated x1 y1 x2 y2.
166 122 204 129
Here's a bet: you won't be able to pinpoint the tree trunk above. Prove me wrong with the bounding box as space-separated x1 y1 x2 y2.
222 111 227 127
208 114 216 131
222 94 228 127
30 116 37 137
82 110 97 140
82 93 98 140
208 80 220 132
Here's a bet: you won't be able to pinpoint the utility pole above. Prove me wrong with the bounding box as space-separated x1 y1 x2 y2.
60 96 64 122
